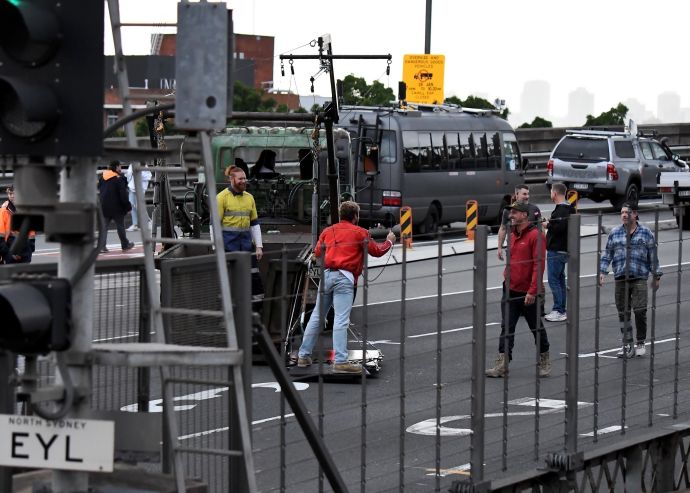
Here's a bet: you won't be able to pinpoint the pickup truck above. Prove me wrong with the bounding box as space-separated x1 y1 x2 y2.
658 170 690 229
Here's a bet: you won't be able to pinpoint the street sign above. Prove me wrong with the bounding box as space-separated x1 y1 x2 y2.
0 414 114 472
402 54 445 104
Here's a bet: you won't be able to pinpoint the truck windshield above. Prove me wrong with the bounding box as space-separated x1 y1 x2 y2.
553 137 610 161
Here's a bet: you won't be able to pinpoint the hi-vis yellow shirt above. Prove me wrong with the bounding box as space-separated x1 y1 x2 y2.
217 188 258 231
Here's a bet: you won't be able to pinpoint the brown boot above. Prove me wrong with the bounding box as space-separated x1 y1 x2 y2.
485 353 508 378
539 351 551 377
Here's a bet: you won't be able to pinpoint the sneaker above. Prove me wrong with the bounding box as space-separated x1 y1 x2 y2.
616 343 636 359
99 246 109 253
122 241 135 251
545 311 567 322
635 343 646 357
332 362 363 374
297 356 312 368
126 225 139 232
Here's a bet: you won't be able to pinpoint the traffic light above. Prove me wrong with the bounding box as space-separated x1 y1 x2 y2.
0 277 71 355
0 0 104 156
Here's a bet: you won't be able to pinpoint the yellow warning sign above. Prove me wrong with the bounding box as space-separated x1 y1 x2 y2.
403 54 445 104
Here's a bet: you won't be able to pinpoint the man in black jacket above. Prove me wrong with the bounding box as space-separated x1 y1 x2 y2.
544 183 576 322
99 160 134 252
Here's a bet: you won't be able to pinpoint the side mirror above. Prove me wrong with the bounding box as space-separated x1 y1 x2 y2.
521 157 530 171
672 153 681 162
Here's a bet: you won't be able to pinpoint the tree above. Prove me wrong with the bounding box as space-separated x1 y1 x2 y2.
519 116 553 129
444 95 510 120
341 74 394 106
276 104 289 113
295 106 307 113
232 81 277 112
584 103 628 127
310 103 322 114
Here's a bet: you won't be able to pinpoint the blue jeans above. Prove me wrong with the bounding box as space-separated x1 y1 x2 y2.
299 270 354 364
547 250 568 314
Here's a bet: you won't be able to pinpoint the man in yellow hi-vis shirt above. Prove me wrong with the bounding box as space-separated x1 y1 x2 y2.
217 165 264 307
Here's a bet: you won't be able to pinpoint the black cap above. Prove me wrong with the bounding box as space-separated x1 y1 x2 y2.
506 201 529 213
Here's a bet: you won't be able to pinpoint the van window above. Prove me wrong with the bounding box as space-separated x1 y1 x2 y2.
459 133 476 170
502 133 520 171
553 137 610 161
418 132 433 171
614 140 635 158
431 132 445 170
378 130 397 164
446 132 461 170
403 131 420 173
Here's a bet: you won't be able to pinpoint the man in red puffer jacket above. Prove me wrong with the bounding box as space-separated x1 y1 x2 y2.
486 202 551 378
298 201 396 374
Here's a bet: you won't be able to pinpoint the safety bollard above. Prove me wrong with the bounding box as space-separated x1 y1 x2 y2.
466 200 478 241
400 206 413 249
566 189 578 211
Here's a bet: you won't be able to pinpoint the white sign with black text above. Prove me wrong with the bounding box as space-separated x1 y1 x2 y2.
0 414 114 472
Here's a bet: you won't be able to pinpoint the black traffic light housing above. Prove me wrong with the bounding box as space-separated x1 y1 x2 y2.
0 0 104 156
0 276 71 355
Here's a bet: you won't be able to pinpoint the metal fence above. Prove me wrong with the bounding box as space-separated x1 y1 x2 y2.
251 205 690 492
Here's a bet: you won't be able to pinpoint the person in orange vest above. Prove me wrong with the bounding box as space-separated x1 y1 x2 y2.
0 186 36 264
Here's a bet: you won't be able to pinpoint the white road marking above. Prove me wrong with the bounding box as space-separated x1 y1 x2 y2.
580 425 625 437
508 397 593 409
178 414 297 441
566 337 678 358
120 382 309 413
425 463 471 477
408 322 498 339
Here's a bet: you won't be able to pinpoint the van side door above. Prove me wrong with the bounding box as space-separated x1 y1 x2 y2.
639 141 659 193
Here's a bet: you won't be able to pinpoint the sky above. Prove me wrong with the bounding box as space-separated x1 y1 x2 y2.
105 0 690 126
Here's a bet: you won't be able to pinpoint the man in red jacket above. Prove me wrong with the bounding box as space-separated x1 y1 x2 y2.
486 202 551 378
298 201 396 373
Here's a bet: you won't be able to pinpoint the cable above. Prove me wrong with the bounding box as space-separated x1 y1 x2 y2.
31 353 75 420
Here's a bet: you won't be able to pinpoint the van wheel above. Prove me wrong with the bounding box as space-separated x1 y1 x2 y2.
611 183 639 211
418 205 440 239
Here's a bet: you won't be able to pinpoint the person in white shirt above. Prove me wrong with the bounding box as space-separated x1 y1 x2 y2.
124 162 152 231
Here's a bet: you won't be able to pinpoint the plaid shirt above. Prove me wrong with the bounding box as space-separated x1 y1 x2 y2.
599 223 662 279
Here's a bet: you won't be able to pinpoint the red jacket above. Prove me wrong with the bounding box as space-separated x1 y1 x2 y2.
315 220 393 279
504 224 546 296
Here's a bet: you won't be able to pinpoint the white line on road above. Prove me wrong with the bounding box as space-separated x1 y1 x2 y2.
580 425 625 437
178 413 297 441
408 322 499 339
564 337 678 358
354 261 690 308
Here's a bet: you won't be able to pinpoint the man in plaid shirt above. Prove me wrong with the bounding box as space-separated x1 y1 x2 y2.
599 202 662 358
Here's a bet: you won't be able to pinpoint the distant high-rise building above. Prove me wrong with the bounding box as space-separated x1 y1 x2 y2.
519 80 551 123
657 91 681 122
566 87 594 126
622 98 655 124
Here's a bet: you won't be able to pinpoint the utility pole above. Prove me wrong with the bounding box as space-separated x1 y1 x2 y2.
425 0 432 54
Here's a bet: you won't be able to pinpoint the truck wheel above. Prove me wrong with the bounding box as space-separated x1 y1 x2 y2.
611 182 639 211
677 205 690 230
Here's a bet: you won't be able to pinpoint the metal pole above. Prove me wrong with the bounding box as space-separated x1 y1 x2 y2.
593 212 602 442
648 210 659 427
564 214 580 453
470 226 488 482
424 0 432 54
107 0 137 147
673 204 683 418
399 239 407 490
0 351 13 491
435 234 443 492
52 157 97 492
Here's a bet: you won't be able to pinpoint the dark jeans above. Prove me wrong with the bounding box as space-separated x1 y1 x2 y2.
104 214 130 248
222 231 264 310
614 278 648 344
498 283 550 358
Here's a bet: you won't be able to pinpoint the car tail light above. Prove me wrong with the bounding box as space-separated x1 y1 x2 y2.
659 186 673 193
382 190 402 207
607 163 618 181
546 159 554 177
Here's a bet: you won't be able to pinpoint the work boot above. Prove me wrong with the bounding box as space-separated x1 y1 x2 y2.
297 356 312 368
538 351 552 377
485 353 508 378
332 362 363 374
616 343 636 359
